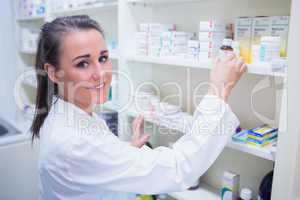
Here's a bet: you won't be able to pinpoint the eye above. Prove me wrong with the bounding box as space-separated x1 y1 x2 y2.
76 61 89 68
99 55 109 64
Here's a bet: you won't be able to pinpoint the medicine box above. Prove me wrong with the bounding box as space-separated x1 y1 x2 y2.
199 20 226 32
270 16 290 57
221 171 240 200
234 17 253 63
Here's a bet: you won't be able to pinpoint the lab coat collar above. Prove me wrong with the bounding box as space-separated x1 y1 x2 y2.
51 96 104 127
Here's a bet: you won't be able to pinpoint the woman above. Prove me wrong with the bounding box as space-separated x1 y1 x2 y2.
31 15 246 200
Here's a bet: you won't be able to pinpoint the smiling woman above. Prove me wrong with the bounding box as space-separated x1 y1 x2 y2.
32 15 246 200
31 15 112 139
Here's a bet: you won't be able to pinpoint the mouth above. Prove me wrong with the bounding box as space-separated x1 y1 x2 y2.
87 82 105 90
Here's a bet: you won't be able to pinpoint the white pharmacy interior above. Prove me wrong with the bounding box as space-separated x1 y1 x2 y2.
0 0 300 200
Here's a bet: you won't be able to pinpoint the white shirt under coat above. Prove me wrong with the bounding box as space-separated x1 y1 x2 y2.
38 95 239 200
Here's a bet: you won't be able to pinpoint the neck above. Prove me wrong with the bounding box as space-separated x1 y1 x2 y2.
59 95 93 116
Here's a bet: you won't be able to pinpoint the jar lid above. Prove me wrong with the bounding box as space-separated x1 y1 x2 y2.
240 188 253 200
222 38 233 46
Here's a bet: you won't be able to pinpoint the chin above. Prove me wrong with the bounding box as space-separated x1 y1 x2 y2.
93 96 107 105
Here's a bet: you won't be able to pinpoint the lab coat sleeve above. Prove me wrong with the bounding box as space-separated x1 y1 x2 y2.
64 95 239 194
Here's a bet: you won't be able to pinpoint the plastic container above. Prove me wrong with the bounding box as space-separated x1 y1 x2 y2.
238 188 253 200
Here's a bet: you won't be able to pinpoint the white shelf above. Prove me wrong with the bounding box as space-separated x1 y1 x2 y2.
126 108 276 161
127 0 198 4
110 51 119 60
20 49 36 55
51 2 118 15
102 101 120 111
17 15 45 21
227 140 276 161
169 183 220 200
128 55 286 77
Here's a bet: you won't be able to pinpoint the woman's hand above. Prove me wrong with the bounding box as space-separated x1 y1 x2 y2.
209 52 247 102
131 115 150 148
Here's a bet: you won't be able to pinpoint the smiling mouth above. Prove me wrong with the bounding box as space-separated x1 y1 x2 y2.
87 82 105 90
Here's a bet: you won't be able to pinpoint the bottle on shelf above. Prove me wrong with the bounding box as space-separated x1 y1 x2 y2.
219 38 234 59
220 171 240 200
238 188 253 200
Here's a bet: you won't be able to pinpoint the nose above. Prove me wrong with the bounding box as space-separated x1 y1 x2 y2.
92 62 108 81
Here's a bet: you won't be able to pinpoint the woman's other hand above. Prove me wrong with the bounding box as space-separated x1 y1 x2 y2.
209 52 247 102
131 115 150 148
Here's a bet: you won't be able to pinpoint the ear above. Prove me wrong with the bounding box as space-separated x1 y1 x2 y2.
44 63 61 84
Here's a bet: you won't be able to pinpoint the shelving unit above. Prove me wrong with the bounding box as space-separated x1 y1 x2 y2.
127 55 286 77
118 0 294 199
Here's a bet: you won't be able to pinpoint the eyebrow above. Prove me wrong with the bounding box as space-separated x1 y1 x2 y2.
72 50 109 61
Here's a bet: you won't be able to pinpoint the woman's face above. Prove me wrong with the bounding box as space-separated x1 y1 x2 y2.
55 29 112 110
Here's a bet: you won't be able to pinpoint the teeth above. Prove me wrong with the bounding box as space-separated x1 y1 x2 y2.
95 83 104 89
89 83 104 90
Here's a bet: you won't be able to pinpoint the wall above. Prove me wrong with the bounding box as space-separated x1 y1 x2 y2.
0 0 18 122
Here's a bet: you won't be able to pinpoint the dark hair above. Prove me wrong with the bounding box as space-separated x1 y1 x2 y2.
31 15 104 141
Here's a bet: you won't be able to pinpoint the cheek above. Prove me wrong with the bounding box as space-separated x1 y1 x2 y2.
62 69 93 98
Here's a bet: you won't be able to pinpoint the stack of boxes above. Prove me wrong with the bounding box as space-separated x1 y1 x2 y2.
134 16 289 65
160 31 193 58
234 16 289 64
135 31 149 56
247 125 278 147
234 17 253 64
135 23 176 57
232 124 278 148
187 40 200 60
198 21 226 60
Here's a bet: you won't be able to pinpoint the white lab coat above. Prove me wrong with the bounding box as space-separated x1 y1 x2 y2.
38 95 239 200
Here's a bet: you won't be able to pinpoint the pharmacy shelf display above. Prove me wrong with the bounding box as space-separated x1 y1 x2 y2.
118 0 293 198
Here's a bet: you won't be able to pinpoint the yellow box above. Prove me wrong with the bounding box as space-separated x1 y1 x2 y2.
235 17 252 64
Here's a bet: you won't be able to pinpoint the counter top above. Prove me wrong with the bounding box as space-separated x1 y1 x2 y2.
0 118 32 147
